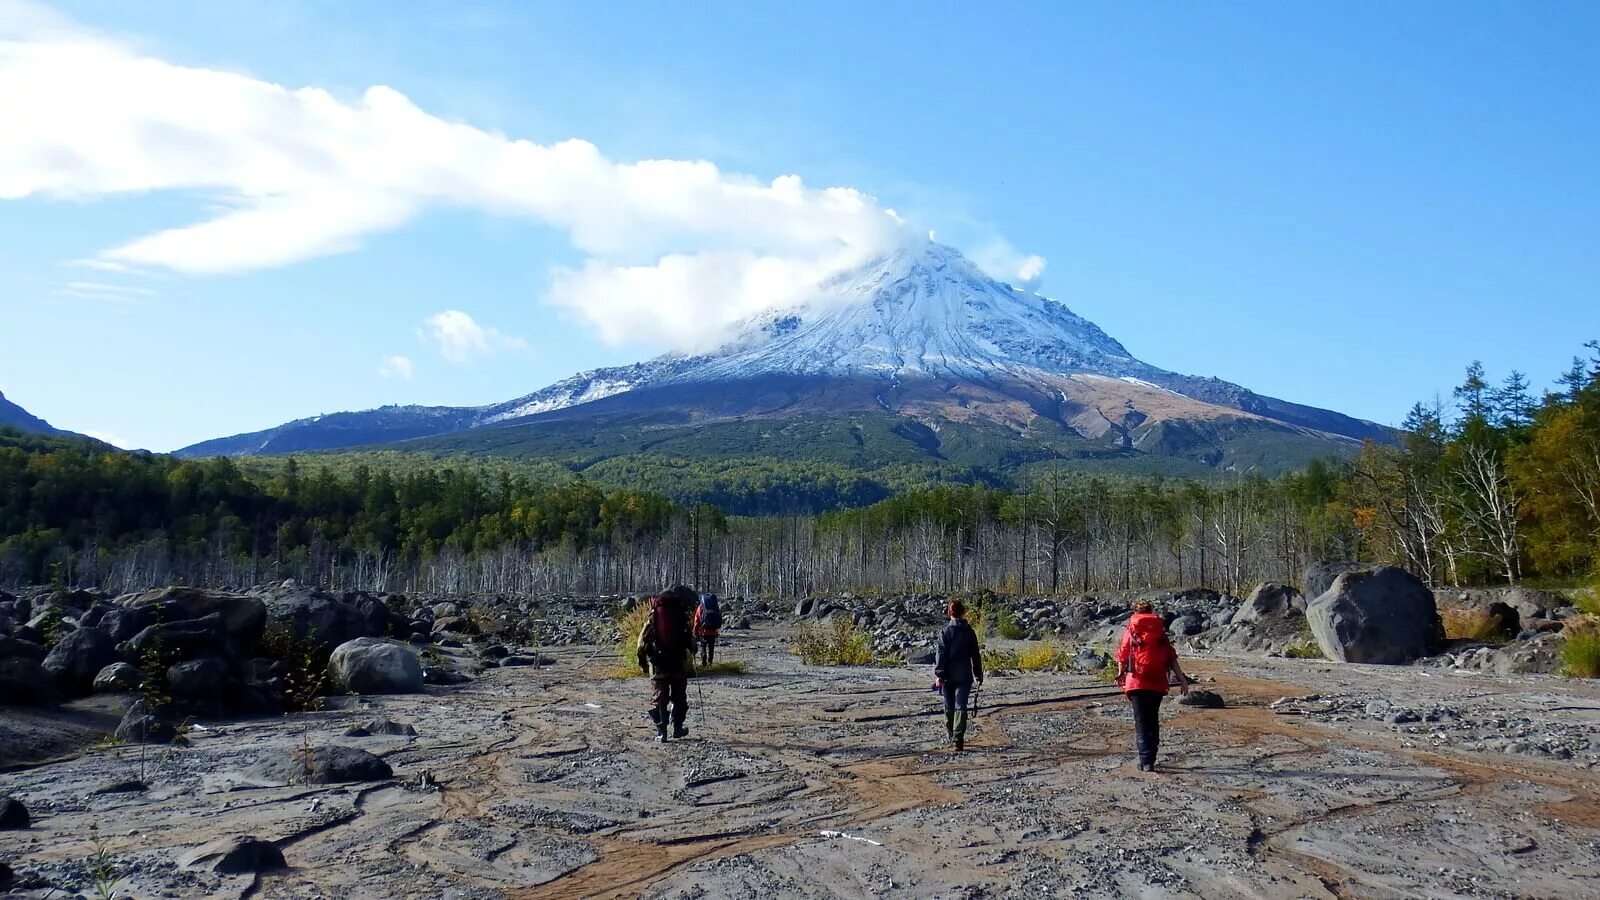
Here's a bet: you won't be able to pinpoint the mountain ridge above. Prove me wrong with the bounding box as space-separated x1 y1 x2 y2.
175 240 1391 474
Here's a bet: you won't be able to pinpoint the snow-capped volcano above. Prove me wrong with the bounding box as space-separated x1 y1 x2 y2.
177 241 1389 468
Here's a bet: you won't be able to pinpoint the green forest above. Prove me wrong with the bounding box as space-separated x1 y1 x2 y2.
2 342 1597 596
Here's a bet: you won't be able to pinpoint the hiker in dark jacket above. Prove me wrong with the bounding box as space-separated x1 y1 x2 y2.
933 599 984 751
1115 599 1192 772
636 585 697 742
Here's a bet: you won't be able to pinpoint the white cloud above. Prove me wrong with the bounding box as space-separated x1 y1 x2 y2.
969 238 1048 289
0 3 1038 347
419 310 525 364
77 428 132 448
54 280 156 302
377 354 414 380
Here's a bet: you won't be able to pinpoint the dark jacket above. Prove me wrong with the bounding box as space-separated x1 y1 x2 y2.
934 619 983 685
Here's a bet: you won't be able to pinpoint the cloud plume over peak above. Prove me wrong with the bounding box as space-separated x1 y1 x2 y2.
0 3 1031 348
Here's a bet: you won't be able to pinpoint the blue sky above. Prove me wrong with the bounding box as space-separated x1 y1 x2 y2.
1 0 1597 451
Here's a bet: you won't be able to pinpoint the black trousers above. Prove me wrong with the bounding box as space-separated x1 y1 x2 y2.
650 677 689 727
699 635 717 666
1128 690 1164 766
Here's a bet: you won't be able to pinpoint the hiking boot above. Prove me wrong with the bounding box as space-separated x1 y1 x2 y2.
954 738 964 752
674 725 689 739
1139 762 1155 772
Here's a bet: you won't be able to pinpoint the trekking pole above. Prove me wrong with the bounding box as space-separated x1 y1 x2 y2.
696 677 705 730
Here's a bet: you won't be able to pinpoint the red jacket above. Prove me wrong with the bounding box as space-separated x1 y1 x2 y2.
1116 612 1176 695
693 605 719 638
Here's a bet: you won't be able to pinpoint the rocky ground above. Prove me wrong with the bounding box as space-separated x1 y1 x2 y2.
3 623 1598 899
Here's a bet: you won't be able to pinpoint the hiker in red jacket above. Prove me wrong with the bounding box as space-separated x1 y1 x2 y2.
693 592 723 667
1114 600 1193 772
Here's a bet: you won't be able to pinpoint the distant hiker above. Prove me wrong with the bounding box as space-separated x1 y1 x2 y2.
933 599 984 751
693 592 723 668
636 585 697 742
1114 600 1193 772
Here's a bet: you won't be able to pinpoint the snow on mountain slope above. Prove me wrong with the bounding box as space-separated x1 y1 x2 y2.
176 239 1388 458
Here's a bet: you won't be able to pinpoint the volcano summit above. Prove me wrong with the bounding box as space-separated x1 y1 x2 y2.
178 241 1387 480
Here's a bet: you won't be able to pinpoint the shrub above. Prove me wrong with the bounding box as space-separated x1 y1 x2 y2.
793 618 873 666
1284 639 1324 659
1441 606 1511 643
994 607 1027 641
980 645 1019 673
1562 618 1600 679
260 621 329 711
1016 641 1068 671
695 661 748 677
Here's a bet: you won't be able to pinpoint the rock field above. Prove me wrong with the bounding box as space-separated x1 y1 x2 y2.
3 622 1599 898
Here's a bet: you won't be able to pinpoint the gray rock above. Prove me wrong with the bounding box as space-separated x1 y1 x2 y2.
123 613 234 663
356 717 418 737
258 585 384 651
0 656 56 706
432 602 462 618
1308 566 1443 665
423 666 470 686
181 835 287 874
1179 689 1225 709
42 626 123 696
902 646 935 665
124 588 267 650
328 638 424 694
0 634 46 661
1169 614 1205 637
1303 561 1373 602
167 657 229 699
1232 583 1306 625
114 699 183 744
249 745 393 784
93 662 142 693
0 795 29 829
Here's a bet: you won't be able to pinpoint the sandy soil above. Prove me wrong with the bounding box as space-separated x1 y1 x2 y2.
2 625 1598 899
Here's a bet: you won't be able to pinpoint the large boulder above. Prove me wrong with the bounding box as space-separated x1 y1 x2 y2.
167 657 230 700
327 638 424 694
42 627 124 696
1307 566 1444 665
182 836 287 874
1232 583 1305 625
0 796 29 829
125 588 267 652
257 585 383 651
0 657 55 706
248 745 393 785
123 613 234 663
93 662 143 693
1302 561 1372 602
0 635 46 662
114 699 183 744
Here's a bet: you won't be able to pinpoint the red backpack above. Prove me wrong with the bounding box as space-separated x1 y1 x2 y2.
649 594 687 660
1124 613 1173 690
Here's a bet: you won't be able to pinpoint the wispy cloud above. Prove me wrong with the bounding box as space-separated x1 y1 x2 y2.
968 238 1048 289
0 2 1036 348
77 427 132 448
54 280 156 303
418 311 525 364
377 354 414 380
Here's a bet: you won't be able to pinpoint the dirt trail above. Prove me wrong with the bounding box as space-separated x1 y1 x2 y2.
2 625 1598 898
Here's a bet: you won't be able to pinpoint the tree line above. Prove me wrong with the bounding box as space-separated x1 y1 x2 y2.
2 341 1596 597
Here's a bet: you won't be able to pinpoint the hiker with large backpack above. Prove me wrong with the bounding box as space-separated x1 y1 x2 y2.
1114 599 1193 772
933 599 984 752
693 592 723 667
636 585 697 742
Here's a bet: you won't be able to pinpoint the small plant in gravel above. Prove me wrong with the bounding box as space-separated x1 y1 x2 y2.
85 822 123 900
694 661 748 677
261 621 328 712
980 645 1020 673
793 618 873 666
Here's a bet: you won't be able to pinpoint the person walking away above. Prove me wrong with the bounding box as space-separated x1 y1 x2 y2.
636 585 697 742
1115 600 1193 772
693 592 723 667
933 600 984 751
